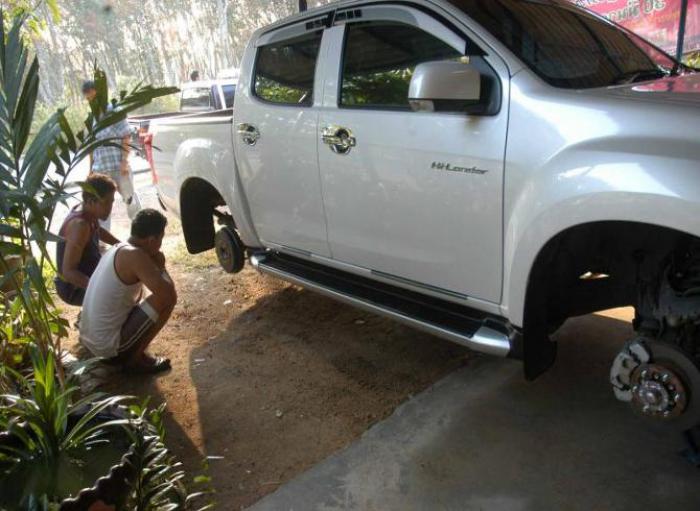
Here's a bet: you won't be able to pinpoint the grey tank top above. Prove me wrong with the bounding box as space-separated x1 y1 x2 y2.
79 242 142 358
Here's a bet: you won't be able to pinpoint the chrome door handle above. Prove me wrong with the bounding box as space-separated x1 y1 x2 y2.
238 123 260 146
322 126 356 155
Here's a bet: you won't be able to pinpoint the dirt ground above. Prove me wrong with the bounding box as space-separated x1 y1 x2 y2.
62 199 472 509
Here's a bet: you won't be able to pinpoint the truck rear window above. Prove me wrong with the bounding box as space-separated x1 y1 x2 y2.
254 31 323 106
181 87 212 110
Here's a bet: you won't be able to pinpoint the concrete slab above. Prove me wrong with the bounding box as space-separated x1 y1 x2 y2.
250 311 700 511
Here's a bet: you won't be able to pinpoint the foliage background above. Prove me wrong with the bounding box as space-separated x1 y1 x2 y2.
4 0 697 124
1 0 333 116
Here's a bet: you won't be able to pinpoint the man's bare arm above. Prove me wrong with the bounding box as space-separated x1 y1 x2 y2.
130 250 176 314
151 251 166 271
120 135 130 176
99 227 120 245
61 219 92 289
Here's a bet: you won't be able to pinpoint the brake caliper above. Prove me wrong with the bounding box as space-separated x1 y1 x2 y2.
610 339 650 402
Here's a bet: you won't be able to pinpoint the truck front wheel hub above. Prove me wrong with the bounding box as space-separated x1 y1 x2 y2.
611 338 700 430
215 226 245 274
630 363 687 419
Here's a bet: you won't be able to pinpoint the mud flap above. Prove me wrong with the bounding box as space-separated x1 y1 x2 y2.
523 284 558 380
523 328 557 381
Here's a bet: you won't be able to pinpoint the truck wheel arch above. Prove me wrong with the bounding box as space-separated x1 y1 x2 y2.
518 221 697 378
179 177 229 254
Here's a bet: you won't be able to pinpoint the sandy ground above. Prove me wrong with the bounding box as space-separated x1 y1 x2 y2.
60 171 472 509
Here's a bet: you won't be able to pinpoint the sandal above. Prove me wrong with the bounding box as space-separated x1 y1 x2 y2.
123 356 171 375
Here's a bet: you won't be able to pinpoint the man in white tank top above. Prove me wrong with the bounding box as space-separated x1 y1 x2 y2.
80 209 176 373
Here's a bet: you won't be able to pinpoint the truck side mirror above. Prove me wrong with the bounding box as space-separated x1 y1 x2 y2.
408 61 482 114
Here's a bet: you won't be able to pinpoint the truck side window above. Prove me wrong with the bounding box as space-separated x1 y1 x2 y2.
254 31 323 106
340 22 462 110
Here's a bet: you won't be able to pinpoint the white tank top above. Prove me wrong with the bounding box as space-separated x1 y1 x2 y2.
79 242 143 358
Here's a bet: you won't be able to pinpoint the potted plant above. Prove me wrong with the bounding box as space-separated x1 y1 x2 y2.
0 349 132 506
0 350 213 509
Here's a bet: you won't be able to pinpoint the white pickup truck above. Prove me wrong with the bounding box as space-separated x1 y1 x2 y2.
150 0 700 431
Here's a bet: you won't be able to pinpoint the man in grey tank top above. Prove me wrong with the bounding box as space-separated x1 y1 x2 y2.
80 209 176 373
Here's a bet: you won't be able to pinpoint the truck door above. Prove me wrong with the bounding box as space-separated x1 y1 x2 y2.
233 20 331 257
318 5 509 303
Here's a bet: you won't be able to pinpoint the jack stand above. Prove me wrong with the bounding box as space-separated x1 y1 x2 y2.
681 429 700 467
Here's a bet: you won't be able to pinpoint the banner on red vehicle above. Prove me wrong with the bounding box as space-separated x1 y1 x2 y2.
572 0 700 54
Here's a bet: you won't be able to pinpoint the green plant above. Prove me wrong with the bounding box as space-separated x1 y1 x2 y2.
0 296 33 369
123 402 215 510
1 353 214 509
1 0 59 35
0 12 177 375
0 348 131 504
116 75 181 116
0 12 212 507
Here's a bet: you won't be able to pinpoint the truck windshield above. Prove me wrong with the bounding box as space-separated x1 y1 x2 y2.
450 0 680 89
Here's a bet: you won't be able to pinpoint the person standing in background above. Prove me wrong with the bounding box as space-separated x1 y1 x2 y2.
82 80 141 231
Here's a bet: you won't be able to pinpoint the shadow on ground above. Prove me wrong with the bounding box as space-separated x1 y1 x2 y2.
250 309 700 511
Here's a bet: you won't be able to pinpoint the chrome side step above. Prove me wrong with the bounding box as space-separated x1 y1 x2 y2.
250 252 519 358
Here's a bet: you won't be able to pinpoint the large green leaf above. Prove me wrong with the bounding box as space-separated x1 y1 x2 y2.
2 17 29 135
21 115 60 196
0 263 21 291
12 57 39 158
56 109 76 153
0 240 23 255
0 149 16 178
60 395 132 450
25 258 52 304
0 223 22 237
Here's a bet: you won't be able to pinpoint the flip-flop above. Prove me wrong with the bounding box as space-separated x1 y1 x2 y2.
123 356 171 375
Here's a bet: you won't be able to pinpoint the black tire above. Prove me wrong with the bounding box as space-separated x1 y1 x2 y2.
215 227 245 274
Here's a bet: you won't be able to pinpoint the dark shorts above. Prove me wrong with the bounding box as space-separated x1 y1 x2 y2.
109 301 158 362
55 280 86 306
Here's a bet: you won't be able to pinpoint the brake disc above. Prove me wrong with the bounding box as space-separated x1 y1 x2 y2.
611 338 700 431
